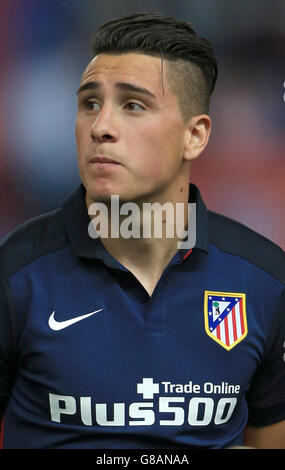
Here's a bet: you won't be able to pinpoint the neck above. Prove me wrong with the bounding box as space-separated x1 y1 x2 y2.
86 180 191 295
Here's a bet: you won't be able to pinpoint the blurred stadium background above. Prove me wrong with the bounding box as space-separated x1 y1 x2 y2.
0 0 284 249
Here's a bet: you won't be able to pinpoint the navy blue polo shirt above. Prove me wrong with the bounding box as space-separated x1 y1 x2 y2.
0 183 285 449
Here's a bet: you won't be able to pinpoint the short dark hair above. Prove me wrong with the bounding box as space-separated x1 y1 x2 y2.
90 12 218 119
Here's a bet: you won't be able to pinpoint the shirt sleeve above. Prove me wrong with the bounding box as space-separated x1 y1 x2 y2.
0 279 17 421
246 287 285 426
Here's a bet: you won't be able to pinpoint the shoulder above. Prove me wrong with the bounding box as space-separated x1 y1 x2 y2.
0 209 67 280
208 210 285 285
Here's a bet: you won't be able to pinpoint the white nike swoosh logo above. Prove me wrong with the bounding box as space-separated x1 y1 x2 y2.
48 308 103 331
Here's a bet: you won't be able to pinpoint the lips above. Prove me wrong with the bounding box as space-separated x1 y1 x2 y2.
90 156 120 164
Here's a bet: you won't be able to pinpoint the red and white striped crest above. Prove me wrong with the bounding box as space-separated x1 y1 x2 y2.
204 291 247 350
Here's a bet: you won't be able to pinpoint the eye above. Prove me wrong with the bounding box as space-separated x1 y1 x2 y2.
84 100 101 111
124 102 145 112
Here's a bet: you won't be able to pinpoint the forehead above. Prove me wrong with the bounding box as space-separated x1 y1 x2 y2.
80 53 168 97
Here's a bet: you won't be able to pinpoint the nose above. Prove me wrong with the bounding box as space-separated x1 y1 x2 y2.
90 105 119 143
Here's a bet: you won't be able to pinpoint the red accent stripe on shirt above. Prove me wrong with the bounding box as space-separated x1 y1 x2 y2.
182 249 192 261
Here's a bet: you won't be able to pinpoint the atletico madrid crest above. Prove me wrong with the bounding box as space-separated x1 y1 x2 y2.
204 291 247 350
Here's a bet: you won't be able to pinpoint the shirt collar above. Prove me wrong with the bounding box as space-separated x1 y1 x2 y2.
62 183 208 264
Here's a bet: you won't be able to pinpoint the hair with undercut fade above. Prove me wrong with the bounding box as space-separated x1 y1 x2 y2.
90 12 218 120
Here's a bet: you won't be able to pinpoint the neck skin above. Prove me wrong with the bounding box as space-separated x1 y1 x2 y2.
86 174 191 295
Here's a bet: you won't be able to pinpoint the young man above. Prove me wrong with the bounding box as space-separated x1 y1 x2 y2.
0 13 284 449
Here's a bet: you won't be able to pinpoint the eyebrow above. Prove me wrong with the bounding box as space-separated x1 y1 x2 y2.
76 81 157 100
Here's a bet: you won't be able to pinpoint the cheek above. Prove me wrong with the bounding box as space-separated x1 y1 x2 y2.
75 116 89 151
136 123 184 174
128 129 163 178
75 119 89 178
75 118 82 151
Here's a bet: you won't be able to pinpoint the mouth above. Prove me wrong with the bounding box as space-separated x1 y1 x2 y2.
89 156 121 165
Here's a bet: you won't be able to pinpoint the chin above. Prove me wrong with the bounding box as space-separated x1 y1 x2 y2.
85 177 159 206
88 190 114 205
85 180 116 202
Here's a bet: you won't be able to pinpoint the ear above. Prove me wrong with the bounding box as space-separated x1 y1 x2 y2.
183 114 212 162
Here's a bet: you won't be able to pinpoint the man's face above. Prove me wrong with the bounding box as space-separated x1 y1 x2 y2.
75 52 190 205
